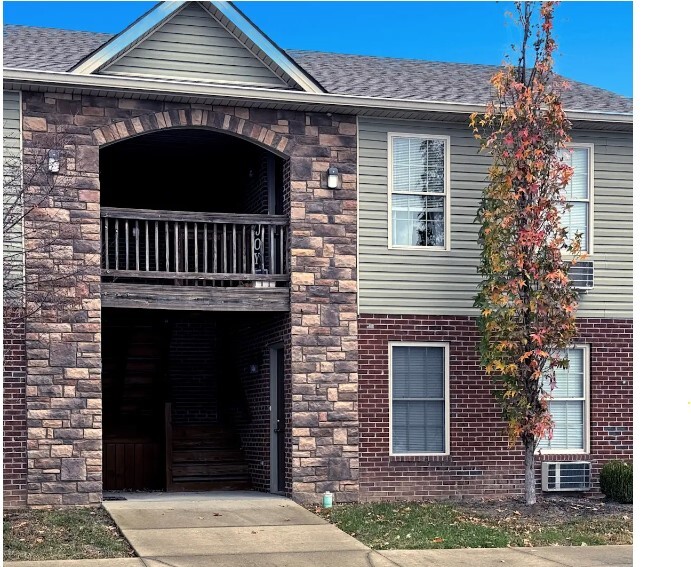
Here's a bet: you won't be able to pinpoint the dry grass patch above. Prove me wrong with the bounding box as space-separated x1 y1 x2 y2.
3 507 135 562
312 496 632 550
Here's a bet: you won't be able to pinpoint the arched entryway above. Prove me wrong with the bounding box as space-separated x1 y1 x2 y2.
99 127 291 495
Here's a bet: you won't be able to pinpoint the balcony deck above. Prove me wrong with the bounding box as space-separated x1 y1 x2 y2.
101 207 289 311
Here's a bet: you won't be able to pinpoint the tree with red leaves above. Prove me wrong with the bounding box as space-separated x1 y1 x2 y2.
471 1 584 505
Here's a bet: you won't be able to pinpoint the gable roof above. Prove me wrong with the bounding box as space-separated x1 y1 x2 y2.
69 1 324 93
3 24 633 116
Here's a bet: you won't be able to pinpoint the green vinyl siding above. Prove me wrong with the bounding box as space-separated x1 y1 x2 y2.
3 90 23 304
102 2 288 88
357 117 632 319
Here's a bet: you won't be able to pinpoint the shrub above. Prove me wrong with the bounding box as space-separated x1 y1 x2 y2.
599 460 633 503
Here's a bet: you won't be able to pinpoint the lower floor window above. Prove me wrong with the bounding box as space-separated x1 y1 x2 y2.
539 345 590 452
390 343 448 455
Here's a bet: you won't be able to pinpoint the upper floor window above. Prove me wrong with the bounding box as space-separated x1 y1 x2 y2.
559 145 593 254
389 134 449 249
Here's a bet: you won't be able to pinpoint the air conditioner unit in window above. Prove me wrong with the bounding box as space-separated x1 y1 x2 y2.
542 461 591 492
568 261 594 291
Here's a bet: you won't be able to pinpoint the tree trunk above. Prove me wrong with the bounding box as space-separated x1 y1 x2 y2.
524 437 537 505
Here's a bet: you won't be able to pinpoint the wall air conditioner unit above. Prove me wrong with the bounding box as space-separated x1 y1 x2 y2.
568 261 594 291
542 461 591 492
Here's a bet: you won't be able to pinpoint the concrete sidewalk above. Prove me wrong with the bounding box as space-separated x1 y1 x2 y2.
4 491 633 567
102 490 381 567
380 546 633 566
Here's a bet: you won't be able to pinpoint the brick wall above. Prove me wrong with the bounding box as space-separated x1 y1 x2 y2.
3 307 28 508
233 313 291 492
169 317 219 425
358 315 633 501
241 153 269 215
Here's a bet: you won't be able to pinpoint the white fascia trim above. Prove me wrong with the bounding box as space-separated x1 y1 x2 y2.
70 1 183 74
209 1 324 93
2 67 633 125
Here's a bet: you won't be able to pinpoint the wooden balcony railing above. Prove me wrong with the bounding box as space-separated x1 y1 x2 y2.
101 207 288 286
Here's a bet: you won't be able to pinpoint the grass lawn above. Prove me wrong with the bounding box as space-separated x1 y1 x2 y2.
314 497 632 550
3 507 135 562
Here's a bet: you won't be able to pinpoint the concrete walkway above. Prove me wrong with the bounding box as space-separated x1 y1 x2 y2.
380 546 633 566
5 491 633 567
102 491 384 566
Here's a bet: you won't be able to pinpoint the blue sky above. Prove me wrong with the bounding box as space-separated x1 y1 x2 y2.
3 1 632 97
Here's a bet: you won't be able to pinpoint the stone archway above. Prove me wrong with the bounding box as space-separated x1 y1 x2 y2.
91 109 295 158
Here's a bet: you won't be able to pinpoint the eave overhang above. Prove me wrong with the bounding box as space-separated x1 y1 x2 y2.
3 67 633 130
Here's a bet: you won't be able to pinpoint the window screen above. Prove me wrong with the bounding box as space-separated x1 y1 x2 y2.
391 345 446 454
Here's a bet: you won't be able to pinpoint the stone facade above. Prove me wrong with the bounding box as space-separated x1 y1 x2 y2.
19 92 358 506
358 315 633 501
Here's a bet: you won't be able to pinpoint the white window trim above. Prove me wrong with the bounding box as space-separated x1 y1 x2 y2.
561 143 595 256
537 344 591 455
388 341 451 457
387 132 451 251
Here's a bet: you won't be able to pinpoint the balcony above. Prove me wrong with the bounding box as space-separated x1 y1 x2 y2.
100 207 289 312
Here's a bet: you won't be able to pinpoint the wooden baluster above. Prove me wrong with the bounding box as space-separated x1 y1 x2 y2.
269 225 275 275
174 222 179 273
194 223 198 274
145 221 149 271
184 222 189 273
105 218 110 270
242 225 247 274
125 219 129 270
155 221 159 271
135 220 140 271
279 225 284 275
213 224 218 273
115 219 119 270
223 225 227 274
203 224 208 276
165 221 170 272
232 225 237 274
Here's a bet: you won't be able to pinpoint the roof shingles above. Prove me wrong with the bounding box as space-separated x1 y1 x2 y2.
3 24 632 114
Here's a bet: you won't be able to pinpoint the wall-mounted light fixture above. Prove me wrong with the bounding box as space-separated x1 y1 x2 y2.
327 166 340 189
48 150 60 173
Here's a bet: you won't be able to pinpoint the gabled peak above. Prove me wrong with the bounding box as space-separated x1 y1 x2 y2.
70 1 324 93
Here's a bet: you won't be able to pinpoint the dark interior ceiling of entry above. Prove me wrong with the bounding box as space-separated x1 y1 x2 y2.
100 129 277 213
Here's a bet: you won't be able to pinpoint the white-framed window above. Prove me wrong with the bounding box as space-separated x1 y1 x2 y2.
389 342 450 456
538 345 590 454
558 144 594 254
388 133 450 250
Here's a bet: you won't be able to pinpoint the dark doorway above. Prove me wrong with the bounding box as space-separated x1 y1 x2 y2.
103 309 289 493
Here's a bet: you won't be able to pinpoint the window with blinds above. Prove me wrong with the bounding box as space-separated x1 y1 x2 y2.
538 346 589 452
558 146 592 253
390 344 448 455
389 134 448 248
